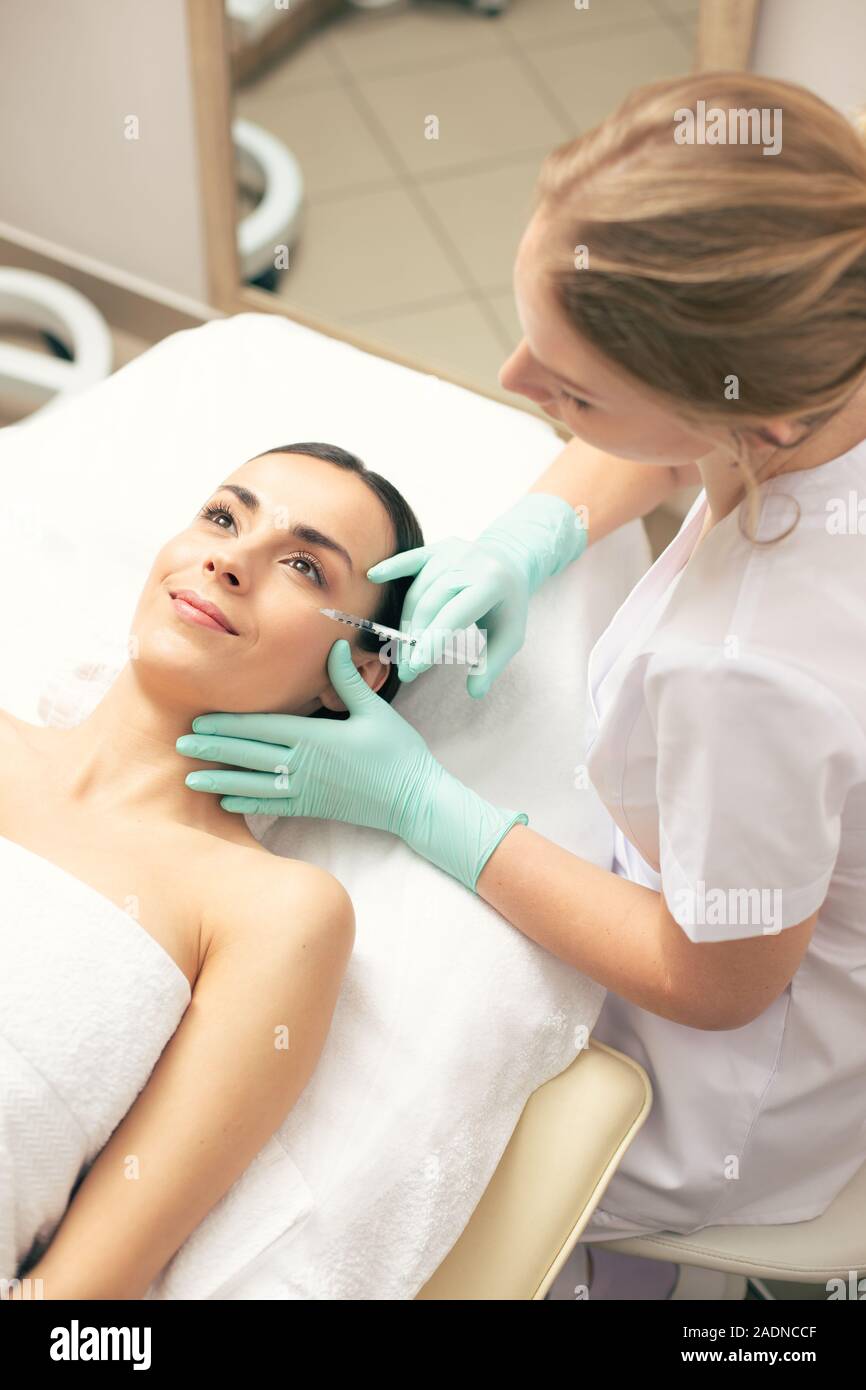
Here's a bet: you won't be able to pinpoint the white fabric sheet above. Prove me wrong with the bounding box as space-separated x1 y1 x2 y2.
0 312 652 1296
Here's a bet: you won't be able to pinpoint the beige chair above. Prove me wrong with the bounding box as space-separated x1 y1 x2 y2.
601 1163 866 1296
416 1041 652 1300
416 1040 866 1299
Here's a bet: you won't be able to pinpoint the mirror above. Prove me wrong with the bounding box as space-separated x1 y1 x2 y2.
191 0 749 422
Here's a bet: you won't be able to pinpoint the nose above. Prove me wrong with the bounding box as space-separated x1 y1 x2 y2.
498 339 553 406
203 554 244 590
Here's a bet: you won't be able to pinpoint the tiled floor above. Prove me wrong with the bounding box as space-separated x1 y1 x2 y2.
231 0 699 551
233 0 696 414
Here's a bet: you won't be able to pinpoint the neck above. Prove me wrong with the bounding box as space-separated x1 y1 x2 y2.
51 663 250 839
698 378 866 524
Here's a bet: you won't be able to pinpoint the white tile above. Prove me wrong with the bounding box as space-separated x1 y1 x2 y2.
486 286 523 348
324 2 509 78
646 0 698 44
357 51 565 176
269 185 468 319
236 26 343 92
502 0 668 45
415 156 544 292
652 0 699 14
234 79 398 199
522 22 692 129
674 13 697 45
350 295 514 397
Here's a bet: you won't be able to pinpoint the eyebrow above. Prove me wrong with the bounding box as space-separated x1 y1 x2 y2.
217 483 354 575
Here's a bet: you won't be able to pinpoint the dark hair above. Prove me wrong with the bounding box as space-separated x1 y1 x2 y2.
246 442 424 716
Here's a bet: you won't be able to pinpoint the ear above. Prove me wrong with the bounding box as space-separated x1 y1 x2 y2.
742 417 806 450
318 647 390 713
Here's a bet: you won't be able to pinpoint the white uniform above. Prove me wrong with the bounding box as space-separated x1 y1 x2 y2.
581 438 866 1238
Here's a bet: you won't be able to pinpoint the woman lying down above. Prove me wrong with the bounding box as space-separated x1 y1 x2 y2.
0 442 424 1300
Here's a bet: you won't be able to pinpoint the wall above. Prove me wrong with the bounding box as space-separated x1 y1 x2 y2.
0 0 209 301
750 0 865 117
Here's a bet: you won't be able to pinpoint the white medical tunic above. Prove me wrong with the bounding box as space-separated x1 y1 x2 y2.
583 439 866 1236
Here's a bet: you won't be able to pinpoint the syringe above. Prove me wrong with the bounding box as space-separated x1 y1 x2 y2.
319 607 418 647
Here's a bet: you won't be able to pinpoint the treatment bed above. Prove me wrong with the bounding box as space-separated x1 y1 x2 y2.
0 310 653 1299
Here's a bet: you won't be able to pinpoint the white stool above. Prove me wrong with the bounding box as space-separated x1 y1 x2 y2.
0 269 113 421
233 117 305 288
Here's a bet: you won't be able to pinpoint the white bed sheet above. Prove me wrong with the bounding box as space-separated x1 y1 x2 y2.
0 312 651 1298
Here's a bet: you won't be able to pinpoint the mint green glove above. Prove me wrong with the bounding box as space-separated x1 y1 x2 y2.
177 640 528 894
366 492 587 698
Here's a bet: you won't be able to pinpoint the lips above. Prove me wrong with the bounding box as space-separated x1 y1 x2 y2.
169 588 239 635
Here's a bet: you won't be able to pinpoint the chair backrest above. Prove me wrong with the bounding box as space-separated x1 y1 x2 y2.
416 1041 652 1299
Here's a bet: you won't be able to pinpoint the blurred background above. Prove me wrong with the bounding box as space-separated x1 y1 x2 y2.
1 0 864 558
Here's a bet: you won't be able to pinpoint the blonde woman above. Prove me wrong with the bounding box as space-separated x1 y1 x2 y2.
178 73 866 1299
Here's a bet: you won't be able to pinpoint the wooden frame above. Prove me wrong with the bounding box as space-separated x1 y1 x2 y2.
695 0 760 72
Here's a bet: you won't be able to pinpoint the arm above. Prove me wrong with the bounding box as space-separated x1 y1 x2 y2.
476 825 819 1031
529 434 701 546
13 858 354 1300
365 437 702 695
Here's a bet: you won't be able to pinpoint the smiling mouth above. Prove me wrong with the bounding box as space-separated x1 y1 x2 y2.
169 589 239 636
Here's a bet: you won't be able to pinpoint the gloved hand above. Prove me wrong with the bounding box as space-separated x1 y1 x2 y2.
177 640 528 894
366 492 587 697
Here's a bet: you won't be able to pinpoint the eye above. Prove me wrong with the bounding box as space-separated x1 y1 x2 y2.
559 388 591 412
199 501 326 586
199 500 237 530
283 551 326 587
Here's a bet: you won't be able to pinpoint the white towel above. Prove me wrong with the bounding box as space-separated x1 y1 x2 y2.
146 532 647 1300
0 835 190 1282
27 524 649 1301
0 311 653 1297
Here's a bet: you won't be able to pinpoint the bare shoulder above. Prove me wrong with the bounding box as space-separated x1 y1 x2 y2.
194 837 355 960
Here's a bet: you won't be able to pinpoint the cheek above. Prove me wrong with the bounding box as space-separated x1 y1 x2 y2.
558 407 631 456
258 603 343 676
129 539 225 659
637 412 711 460
251 614 361 713
566 409 609 442
144 538 201 597
129 546 177 624
571 407 701 463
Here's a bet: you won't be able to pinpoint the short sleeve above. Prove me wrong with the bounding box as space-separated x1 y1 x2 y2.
643 646 862 943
